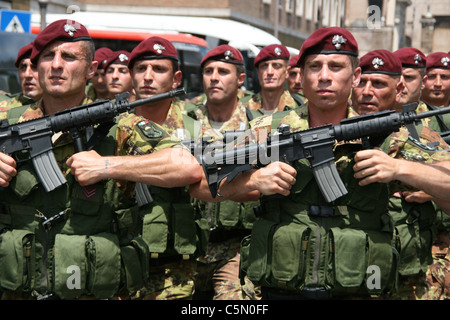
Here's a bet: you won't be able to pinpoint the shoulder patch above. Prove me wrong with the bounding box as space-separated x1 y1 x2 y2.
137 120 163 138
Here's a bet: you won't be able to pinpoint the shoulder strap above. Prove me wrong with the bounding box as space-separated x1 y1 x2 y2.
426 103 450 132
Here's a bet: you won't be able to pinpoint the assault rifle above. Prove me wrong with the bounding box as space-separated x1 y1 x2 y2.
200 103 450 203
135 130 248 207
0 88 185 192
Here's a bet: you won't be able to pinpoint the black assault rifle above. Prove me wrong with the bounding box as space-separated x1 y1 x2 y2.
200 103 450 203
0 88 186 192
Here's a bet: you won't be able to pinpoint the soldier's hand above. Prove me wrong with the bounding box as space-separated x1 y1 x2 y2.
67 150 108 186
0 152 17 188
353 149 398 186
250 161 297 196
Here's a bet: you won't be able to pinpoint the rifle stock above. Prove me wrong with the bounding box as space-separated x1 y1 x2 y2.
200 103 450 202
0 88 185 192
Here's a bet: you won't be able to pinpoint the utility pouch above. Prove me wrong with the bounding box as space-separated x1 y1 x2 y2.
246 219 277 286
215 200 241 228
141 203 170 254
270 222 310 290
173 202 197 256
86 233 121 299
0 229 35 291
329 228 367 288
53 234 88 299
120 237 149 295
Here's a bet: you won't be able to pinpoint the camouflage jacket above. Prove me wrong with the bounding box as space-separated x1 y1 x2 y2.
245 89 301 115
0 93 34 120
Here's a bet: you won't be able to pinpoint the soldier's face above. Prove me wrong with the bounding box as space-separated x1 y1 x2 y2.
397 67 423 105
352 73 402 115
257 59 288 91
286 66 302 94
131 59 181 99
105 64 133 96
18 58 43 101
202 60 245 104
421 68 450 106
38 41 95 99
301 54 360 112
91 68 108 94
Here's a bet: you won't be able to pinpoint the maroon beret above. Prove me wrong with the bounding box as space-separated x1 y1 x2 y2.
104 50 131 70
30 19 92 64
201 45 244 67
359 49 402 76
15 42 34 67
254 44 290 67
426 52 450 70
298 27 358 66
128 36 178 68
94 47 113 69
393 47 426 68
289 54 300 68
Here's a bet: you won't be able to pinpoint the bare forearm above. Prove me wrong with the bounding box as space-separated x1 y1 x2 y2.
68 148 202 187
395 160 450 201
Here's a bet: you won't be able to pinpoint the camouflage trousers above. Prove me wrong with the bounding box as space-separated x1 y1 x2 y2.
387 273 428 300
140 259 197 300
423 232 450 300
195 236 261 300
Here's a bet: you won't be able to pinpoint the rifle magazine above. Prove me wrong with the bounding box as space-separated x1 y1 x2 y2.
32 151 67 192
312 161 348 203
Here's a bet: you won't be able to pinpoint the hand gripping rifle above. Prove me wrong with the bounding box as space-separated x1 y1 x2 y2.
0 88 185 192
200 103 450 203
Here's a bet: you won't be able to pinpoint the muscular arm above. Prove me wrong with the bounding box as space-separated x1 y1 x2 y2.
354 149 450 201
67 147 203 187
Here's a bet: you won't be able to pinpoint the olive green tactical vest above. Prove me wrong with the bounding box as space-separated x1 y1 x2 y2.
0 106 145 299
240 113 398 298
136 113 207 260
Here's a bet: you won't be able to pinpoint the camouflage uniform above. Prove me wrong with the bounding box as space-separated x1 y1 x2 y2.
245 89 301 116
240 102 450 299
415 100 450 300
191 100 261 300
385 121 450 300
117 99 205 300
0 97 172 300
0 93 34 120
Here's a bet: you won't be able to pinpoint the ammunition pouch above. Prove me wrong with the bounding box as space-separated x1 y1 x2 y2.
140 185 205 261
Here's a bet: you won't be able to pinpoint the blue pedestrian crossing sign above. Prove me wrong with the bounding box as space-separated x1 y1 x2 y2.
0 10 31 33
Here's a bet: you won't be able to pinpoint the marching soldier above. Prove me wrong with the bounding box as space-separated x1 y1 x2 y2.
246 44 301 115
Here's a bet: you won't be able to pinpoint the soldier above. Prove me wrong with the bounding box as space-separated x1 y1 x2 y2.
190 44 261 300
246 44 301 115
104 50 135 100
0 43 43 119
393 47 426 108
86 47 113 100
352 49 450 299
0 19 198 300
70 36 205 300
421 52 450 108
190 27 450 300
286 54 306 104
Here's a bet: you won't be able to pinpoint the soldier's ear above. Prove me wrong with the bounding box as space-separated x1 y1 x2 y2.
352 67 361 88
172 70 182 89
86 61 99 81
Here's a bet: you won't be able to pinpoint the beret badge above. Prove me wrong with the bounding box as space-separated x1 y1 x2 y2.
414 54 422 65
64 24 77 37
332 35 347 50
118 53 129 62
372 57 384 70
224 50 234 60
274 47 282 56
441 57 450 67
153 43 166 55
